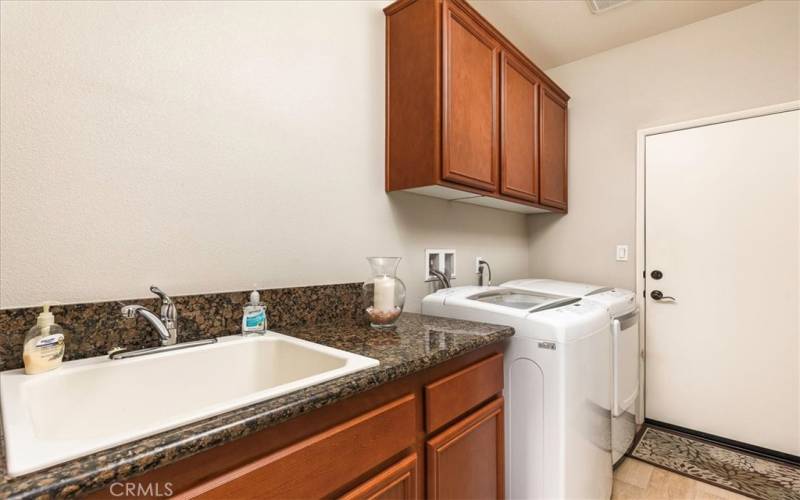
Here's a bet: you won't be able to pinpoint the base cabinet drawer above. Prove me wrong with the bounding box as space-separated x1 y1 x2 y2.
185 395 416 499
341 454 418 500
425 353 503 433
426 397 504 500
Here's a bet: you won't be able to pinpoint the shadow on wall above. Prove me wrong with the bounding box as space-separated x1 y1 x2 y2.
386 191 530 242
528 212 564 237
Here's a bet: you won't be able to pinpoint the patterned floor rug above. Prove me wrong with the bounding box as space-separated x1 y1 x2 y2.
630 426 800 500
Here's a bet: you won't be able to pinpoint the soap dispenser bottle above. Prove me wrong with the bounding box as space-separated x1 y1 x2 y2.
23 303 65 375
242 290 267 335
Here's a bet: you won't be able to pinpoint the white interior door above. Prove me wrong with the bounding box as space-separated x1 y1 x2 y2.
644 109 799 456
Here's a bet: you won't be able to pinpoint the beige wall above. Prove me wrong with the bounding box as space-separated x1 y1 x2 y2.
0 1 530 309
529 0 800 289
3 0 797 309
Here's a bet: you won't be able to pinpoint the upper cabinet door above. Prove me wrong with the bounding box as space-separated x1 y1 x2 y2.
539 87 568 209
442 1 499 192
500 52 539 202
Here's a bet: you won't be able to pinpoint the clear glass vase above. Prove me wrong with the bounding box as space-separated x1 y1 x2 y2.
362 257 406 328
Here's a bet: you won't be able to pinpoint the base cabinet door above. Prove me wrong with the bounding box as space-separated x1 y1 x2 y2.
341 454 418 500
426 397 504 500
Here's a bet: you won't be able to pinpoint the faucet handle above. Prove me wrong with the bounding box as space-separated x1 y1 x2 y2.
150 286 173 304
150 286 178 336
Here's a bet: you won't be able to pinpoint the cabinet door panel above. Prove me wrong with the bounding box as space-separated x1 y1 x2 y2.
442 1 498 192
340 454 418 500
500 53 539 202
427 397 504 500
539 87 568 209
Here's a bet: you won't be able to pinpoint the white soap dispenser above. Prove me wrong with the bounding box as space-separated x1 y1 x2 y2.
242 290 267 335
22 303 66 375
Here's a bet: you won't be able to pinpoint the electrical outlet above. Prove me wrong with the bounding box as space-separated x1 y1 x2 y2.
425 249 456 281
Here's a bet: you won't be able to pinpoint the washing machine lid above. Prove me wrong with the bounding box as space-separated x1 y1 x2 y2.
421 286 612 343
467 288 580 312
501 279 608 298
584 288 637 317
502 279 636 318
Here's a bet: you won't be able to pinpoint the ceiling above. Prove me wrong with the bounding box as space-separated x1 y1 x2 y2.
469 0 757 70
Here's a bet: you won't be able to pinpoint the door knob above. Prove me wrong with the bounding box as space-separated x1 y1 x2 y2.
650 290 676 301
650 270 663 280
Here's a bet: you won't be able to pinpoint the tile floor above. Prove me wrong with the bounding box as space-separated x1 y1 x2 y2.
613 458 751 500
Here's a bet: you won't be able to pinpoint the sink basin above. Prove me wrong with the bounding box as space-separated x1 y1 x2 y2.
0 333 379 476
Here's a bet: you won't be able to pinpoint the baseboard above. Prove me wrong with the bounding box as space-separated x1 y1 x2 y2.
644 418 800 466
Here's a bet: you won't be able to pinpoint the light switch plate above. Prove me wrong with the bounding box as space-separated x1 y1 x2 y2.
616 245 629 262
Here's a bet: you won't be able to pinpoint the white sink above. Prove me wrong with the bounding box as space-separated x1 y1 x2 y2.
0 333 379 476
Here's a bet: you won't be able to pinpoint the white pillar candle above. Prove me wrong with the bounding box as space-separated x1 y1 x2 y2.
373 276 395 311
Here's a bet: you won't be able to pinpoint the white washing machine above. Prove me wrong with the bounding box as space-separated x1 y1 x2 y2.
422 286 613 500
502 279 640 466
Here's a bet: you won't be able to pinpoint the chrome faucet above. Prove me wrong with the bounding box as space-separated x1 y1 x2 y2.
120 286 177 345
477 259 492 287
111 286 215 360
120 305 173 345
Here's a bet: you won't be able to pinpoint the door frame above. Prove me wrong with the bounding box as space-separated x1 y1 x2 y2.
633 100 800 423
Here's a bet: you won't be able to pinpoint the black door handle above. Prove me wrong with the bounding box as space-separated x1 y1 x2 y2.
651 290 676 301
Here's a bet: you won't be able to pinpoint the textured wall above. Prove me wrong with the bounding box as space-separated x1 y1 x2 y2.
0 1 530 309
528 0 800 289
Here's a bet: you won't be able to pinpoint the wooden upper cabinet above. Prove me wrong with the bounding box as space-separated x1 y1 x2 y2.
539 87 568 209
384 0 569 213
500 51 539 203
442 1 499 192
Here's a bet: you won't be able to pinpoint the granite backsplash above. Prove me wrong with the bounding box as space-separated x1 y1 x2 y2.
0 283 365 371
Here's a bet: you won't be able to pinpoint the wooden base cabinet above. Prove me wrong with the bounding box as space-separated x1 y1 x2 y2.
427 398 504 500
90 347 506 500
342 454 419 500
385 0 569 214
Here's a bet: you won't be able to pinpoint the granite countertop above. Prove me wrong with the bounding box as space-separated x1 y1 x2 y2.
0 313 513 499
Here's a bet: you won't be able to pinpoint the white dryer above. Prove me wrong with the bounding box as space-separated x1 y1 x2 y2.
422 286 613 500
502 279 640 466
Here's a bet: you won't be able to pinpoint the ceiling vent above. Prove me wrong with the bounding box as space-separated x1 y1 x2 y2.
586 0 633 15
